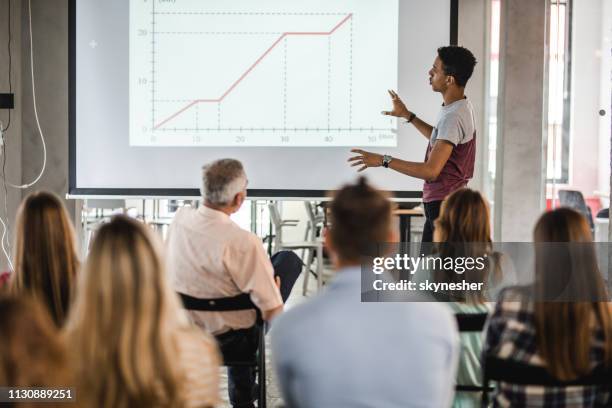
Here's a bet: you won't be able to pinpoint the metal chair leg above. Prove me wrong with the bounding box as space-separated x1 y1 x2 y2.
316 242 323 289
258 326 267 408
302 247 315 295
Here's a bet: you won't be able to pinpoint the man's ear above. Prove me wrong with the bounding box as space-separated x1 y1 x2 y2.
446 75 456 87
324 227 334 253
232 191 245 209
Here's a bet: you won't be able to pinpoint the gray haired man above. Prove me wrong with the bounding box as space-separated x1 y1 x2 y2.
166 158 302 408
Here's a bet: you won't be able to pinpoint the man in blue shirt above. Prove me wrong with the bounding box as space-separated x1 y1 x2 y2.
271 177 459 407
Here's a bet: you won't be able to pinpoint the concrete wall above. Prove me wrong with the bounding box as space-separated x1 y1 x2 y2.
494 0 548 241
0 0 72 270
20 0 72 213
458 0 488 196
0 0 22 270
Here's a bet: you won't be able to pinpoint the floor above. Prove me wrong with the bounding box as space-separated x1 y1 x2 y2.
217 264 330 407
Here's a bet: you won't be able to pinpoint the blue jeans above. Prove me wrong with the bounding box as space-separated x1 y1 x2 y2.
215 250 302 407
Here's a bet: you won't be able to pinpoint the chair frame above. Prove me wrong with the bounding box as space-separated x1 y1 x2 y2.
268 202 324 294
454 313 494 394
178 292 267 408
481 355 612 407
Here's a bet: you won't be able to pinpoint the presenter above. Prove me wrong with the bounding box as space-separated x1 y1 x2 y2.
348 46 477 243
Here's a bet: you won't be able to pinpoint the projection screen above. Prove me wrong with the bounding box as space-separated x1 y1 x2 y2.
69 0 457 198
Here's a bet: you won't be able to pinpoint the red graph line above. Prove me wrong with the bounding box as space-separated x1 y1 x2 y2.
154 13 353 129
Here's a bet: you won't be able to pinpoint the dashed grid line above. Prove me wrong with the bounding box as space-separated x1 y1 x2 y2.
154 127 393 132
283 38 287 128
195 104 199 130
155 31 284 35
349 16 353 128
217 102 221 130
154 99 199 102
152 12 349 16
327 36 331 130
151 0 156 130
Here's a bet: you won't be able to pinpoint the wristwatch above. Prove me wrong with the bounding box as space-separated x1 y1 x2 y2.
405 112 416 123
382 154 393 168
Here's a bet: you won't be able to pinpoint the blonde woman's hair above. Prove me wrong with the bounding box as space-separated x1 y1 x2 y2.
66 215 186 408
11 191 79 327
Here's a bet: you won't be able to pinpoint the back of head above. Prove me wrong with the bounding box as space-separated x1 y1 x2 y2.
201 158 247 206
437 45 477 87
533 208 604 300
11 191 79 327
329 177 392 264
0 296 70 390
67 215 184 407
532 208 612 380
434 188 491 243
433 188 493 303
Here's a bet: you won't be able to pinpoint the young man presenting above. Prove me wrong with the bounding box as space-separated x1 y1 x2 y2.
349 46 477 242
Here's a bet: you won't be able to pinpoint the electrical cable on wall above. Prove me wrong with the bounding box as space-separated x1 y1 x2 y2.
0 122 14 272
8 0 48 189
0 0 48 189
0 0 50 271
0 0 14 271
1 0 12 132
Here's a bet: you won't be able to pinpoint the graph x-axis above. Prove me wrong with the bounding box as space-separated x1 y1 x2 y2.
155 127 393 132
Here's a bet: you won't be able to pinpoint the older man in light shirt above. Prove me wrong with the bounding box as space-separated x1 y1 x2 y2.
271 177 459 407
166 158 301 408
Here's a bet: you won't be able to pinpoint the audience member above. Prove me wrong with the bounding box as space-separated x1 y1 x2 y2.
271 177 459 408
0 296 72 408
166 158 302 408
10 191 79 326
66 215 220 408
427 188 513 407
484 208 612 406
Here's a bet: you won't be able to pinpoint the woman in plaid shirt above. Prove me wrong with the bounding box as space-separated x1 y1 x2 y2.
484 208 612 407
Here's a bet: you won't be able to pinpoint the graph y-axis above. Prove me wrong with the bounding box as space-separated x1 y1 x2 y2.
349 15 353 129
151 0 156 131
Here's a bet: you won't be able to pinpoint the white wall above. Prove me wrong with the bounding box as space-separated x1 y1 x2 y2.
569 0 604 198
597 0 611 200
459 0 488 196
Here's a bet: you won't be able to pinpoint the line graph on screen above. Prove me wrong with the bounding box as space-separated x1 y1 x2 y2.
129 0 399 147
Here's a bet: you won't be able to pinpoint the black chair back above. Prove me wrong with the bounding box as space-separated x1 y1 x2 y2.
178 293 259 314
482 356 612 406
455 313 488 332
178 292 266 408
558 190 595 233
454 313 493 394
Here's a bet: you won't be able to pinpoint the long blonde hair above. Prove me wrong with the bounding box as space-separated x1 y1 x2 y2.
533 208 612 381
66 215 186 408
11 191 79 326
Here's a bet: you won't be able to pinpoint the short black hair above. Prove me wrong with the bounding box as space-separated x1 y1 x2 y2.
329 177 391 262
437 46 477 87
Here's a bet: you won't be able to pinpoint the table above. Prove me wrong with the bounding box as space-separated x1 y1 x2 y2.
394 208 424 243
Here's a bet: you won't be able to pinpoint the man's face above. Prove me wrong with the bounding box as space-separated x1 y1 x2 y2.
428 56 448 93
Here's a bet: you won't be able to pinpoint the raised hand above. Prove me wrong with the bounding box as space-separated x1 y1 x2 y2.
348 149 383 172
381 90 410 119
